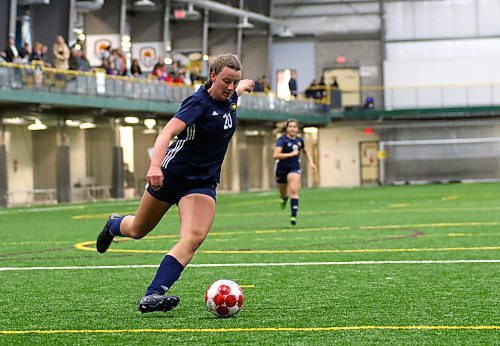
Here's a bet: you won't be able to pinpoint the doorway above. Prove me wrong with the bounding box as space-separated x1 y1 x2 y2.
359 141 379 185
276 68 297 101
323 68 361 108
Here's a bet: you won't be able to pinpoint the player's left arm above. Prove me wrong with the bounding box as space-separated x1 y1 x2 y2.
302 146 317 171
236 79 255 96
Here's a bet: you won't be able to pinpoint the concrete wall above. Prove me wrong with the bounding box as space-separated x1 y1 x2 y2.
68 127 87 188
318 122 380 187
5 126 34 205
32 128 57 190
85 127 114 187
30 0 71 64
316 39 383 108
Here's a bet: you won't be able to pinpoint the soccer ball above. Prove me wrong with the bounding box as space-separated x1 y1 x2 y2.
205 279 244 317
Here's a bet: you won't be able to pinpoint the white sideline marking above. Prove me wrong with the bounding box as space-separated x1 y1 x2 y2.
0 259 498 272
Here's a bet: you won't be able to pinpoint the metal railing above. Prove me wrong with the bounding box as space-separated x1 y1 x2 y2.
0 62 320 115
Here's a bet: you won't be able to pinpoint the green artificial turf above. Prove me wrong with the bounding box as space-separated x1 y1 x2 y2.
0 183 499 344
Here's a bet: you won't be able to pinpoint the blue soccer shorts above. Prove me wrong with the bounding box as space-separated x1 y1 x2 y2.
275 169 302 184
146 171 216 205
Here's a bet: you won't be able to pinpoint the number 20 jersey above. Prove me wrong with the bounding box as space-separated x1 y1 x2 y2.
161 85 238 184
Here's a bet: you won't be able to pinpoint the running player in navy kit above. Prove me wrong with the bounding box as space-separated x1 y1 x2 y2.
96 54 254 313
273 119 316 226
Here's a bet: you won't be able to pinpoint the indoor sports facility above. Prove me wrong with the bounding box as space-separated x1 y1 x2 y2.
0 0 499 344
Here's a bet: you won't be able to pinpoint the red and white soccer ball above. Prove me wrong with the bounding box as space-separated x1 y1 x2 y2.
205 279 244 317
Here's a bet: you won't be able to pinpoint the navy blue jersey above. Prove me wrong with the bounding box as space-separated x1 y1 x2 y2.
161 86 238 184
275 134 305 171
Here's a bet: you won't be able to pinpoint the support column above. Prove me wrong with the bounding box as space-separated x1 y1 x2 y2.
230 133 240 192
111 119 124 198
0 123 7 207
238 133 248 192
261 133 272 190
56 120 71 203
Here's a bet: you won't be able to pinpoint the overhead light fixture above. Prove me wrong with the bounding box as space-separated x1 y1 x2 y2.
27 119 47 131
134 0 155 7
2 117 25 125
237 17 254 29
144 118 156 129
124 116 140 124
303 127 318 134
279 26 295 38
80 122 96 129
65 119 81 127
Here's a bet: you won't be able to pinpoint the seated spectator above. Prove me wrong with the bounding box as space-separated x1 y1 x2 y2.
288 73 298 99
253 77 264 92
316 76 327 100
30 42 49 66
305 79 317 99
173 73 185 84
152 57 167 81
130 58 142 77
364 97 375 109
261 75 271 93
19 43 32 64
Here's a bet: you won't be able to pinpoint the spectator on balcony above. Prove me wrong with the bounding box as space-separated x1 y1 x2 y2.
52 35 70 70
130 58 143 77
111 49 127 76
152 57 168 81
261 75 271 93
4 36 20 63
331 76 339 89
19 43 32 64
253 76 264 92
30 42 49 66
288 72 298 99
305 79 317 99
316 76 327 100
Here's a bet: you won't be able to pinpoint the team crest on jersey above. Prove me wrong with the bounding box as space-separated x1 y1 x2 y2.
231 103 237 111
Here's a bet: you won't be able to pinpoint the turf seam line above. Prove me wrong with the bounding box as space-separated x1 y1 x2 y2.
0 259 499 271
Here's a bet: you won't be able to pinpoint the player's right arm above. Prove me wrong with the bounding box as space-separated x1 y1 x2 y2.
273 146 299 160
147 118 187 190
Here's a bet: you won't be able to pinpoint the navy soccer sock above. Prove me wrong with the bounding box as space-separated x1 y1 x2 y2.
291 198 299 217
107 216 124 237
145 255 184 296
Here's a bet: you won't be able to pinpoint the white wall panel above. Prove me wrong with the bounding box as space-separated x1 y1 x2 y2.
270 41 315 94
386 38 500 61
478 0 500 35
384 58 500 109
385 0 500 40
384 2 415 40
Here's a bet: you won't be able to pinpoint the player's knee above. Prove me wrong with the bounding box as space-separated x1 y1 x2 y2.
127 226 150 239
186 231 207 251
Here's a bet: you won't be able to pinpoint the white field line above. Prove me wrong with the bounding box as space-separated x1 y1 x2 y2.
0 259 499 272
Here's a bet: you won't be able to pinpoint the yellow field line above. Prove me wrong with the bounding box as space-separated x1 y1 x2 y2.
200 247 500 254
1 325 498 335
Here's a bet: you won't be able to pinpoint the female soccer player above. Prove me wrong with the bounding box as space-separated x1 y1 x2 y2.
273 119 316 226
96 53 254 313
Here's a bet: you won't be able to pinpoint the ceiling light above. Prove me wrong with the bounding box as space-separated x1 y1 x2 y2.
80 122 96 129
65 119 81 127
144 118 156 129
27 119 47 131
124 116 140 124
2 117 25 125
238 17 254 29
279 26 295 38
134 0 155 7
303 127 318 134
143 129 157 135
